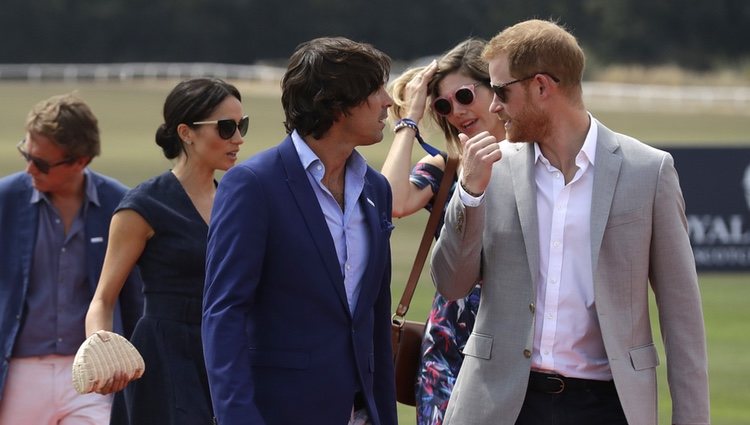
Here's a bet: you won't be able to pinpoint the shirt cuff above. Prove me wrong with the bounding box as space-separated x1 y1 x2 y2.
458 173 485 207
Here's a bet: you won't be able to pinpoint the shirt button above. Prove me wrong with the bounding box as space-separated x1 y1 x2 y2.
523 349 532 358
550 278 557 284
61 247 66 253
552 241 560 248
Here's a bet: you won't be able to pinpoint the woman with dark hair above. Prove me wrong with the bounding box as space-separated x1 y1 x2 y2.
85 78 246 425
382 38 505 425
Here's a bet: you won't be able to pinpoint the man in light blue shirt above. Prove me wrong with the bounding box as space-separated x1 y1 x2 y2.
203 37 397 425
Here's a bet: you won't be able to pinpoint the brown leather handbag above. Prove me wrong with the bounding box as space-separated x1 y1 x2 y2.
391 154 458 406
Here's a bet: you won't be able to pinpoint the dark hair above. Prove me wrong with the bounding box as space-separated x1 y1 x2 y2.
155 78 242 159
427 38 490 155
25 93 100 159
281 37 391 139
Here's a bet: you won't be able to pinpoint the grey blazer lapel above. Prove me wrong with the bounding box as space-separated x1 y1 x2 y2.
590 122 622 270
509 143 540 287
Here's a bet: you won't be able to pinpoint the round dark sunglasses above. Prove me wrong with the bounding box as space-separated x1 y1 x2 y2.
432 83 481 116
17 139 77 174
192 115 249 140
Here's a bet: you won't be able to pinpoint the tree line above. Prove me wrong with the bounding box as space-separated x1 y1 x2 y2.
1 0 748 71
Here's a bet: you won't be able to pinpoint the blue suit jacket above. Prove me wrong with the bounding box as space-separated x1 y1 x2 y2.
203 136 397 425
0 170 144 398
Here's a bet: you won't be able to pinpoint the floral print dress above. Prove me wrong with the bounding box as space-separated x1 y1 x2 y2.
410 160 482 425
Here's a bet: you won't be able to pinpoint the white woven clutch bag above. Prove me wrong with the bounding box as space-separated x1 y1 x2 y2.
72 330 145 394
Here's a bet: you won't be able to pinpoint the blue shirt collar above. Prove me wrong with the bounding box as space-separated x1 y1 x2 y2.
290 130 368 181
30 168 101 208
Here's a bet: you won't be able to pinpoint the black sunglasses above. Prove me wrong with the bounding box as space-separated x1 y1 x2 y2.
432 83 481 116
17 140 77 174
491 72 560 103
192 115 249 140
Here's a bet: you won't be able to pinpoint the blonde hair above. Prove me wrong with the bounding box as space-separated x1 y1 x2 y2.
387 66 425 125
483 19 584 98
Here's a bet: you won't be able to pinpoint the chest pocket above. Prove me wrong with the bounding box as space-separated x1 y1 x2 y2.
606 207 643 229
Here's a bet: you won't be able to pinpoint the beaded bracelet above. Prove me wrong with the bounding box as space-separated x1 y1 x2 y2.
460 180 483 197
393 118 441 156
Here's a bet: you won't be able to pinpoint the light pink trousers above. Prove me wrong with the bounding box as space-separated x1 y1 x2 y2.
0 355 112 425
349 407 372 425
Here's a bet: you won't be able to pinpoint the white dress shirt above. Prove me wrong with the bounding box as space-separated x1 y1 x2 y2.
531 117 612 380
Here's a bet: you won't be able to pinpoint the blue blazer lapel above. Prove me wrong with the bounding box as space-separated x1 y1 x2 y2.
351 177 389 317
17 183 38 292
278 137 350 312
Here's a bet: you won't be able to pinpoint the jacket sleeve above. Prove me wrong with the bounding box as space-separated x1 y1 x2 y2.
648 153 710 424
431 189 485 301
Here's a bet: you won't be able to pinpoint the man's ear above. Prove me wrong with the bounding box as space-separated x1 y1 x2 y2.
536 74 557 98
74 156 93 169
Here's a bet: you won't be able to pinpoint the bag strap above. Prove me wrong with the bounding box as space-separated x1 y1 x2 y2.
393 153 459 322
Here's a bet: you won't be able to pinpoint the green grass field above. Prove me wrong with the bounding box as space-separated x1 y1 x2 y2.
1 80 749 424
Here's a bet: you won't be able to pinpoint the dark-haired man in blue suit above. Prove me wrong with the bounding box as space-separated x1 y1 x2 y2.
203 37 397 425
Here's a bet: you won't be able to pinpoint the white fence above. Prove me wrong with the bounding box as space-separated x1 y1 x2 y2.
0 63 284 82
584 81 750 111
1 63 748 111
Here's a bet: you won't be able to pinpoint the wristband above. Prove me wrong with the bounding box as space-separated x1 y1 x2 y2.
393 118 441 157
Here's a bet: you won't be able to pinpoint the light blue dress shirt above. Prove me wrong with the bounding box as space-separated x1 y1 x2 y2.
291 130 370 314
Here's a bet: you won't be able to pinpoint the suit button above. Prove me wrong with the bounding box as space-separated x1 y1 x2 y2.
523 349 531 358
529 303 535 313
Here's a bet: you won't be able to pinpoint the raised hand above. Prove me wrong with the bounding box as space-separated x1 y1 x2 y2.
459 131 501 196
404 59 438 122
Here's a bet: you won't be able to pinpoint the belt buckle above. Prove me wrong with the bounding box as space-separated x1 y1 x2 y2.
546 376 565 394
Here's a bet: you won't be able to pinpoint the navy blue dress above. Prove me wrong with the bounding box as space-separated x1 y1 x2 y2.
110 171 213 425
